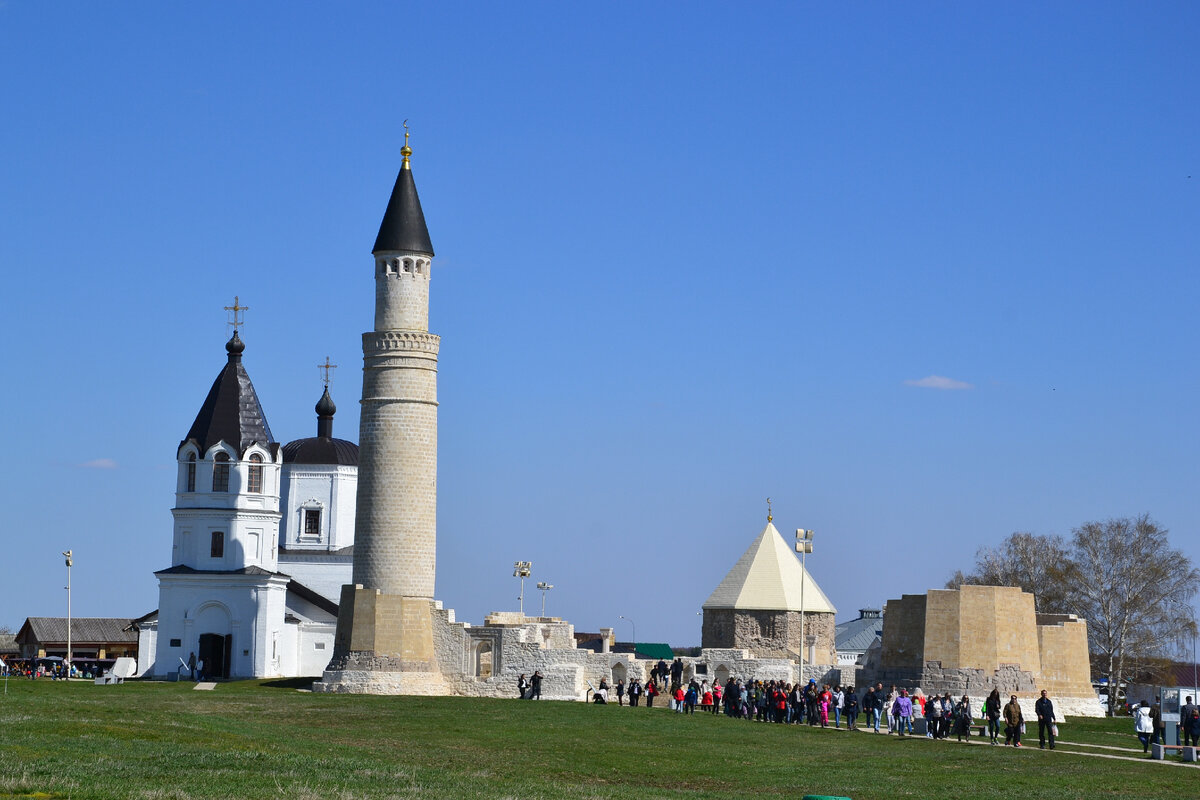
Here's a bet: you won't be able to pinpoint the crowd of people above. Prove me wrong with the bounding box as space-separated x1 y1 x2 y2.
569 658 1066 751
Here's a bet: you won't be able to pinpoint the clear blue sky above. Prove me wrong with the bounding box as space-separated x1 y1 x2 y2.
2 2 1197 644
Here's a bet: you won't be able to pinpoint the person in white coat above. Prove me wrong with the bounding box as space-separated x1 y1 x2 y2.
1134 700 1154 753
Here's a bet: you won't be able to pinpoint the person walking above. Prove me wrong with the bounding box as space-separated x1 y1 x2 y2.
615 678 625 706
984 689 1003 745
1035 689 1056 750
645 678 658 708
953 695 973 742
1004 694 1024 747
1134 700 1154 752
892 689 914 738
844 687 860 731
1182 695 1198 747
1151 698 1166 748
518 673 529 699
833 685 845 728
629 678 642 707
530 670 543 700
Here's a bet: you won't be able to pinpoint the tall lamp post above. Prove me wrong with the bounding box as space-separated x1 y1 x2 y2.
795 529 814 680
618 615 636 645
536 582 554 618
513 561 532 617
62 550 73 675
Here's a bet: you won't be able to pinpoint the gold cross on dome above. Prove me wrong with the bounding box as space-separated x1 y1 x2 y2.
319 356 338 388
224 296 249 331
767 497 773 523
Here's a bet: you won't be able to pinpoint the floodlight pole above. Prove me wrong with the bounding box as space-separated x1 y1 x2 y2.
795 530 813 681
536 582 554 618
63 550 73 676
513 561 532 617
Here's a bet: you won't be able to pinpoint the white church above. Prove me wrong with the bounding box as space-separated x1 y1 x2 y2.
135 332 359 679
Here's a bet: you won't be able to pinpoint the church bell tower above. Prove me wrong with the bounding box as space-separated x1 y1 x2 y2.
318 128 446 694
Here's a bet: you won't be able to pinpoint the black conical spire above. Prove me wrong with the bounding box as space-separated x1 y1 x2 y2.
372 132 434 255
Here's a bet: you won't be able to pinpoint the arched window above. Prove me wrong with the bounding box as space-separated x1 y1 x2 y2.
212 453 231 492
248 453 263 494
186 453 197 492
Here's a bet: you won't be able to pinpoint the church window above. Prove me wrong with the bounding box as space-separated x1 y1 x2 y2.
248 453 263 493
186 454 196 492
403 259 413 273
212 453 231 492
210 531 224 558
169 638 181 648
304 509 321 537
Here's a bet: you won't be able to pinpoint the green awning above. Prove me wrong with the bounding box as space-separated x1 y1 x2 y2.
634 643 674 660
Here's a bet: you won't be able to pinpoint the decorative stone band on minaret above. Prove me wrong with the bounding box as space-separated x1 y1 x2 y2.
316 132 448 695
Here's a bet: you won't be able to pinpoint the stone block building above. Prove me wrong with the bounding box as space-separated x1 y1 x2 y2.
858 585 1100 716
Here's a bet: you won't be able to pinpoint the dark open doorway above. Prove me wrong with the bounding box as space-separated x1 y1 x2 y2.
198 632 232 678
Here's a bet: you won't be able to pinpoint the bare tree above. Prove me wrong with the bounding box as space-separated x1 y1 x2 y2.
944 531 1069 612
1060 515 1200 714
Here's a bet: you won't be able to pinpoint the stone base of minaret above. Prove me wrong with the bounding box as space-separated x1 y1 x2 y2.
313 584 448 695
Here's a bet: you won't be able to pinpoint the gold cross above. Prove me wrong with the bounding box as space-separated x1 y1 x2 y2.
767 497 773 523
224 296 249 331
319 357 337 387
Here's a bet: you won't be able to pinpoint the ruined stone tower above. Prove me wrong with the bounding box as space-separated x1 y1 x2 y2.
316 133 446 694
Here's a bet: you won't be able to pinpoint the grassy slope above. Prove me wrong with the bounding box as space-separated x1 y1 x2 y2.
0 679 1191 800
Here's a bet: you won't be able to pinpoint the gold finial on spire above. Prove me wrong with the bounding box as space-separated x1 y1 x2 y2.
401 119 412 168
767 497 773 523
224 295 249 331
319 356 338 388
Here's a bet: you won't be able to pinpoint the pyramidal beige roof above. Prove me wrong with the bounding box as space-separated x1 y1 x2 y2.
702 521 836 613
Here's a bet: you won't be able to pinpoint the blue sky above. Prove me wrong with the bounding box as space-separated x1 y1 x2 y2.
2 2 1197 644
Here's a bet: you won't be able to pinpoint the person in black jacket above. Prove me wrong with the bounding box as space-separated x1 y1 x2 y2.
844 686 860 730
1035 689 1056 749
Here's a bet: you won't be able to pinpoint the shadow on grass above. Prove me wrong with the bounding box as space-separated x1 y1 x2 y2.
260 677 317 691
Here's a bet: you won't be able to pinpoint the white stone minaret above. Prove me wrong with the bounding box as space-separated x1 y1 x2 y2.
318 130 446 694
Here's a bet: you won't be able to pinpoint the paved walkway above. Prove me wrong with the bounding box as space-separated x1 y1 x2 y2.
193 682 217 691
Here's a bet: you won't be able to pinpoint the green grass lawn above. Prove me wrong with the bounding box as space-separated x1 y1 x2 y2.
0 678 1192 800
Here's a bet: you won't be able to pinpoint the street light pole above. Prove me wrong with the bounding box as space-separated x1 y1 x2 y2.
795 529 814 681
63 550 73 676
619 615 636 644
536 582 554 617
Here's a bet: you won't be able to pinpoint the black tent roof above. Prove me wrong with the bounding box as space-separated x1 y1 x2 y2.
181 332 276 457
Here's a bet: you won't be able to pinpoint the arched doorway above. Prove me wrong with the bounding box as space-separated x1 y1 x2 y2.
195 603 232 679
714 664 730 687
611 661 628 686
198 633 231 679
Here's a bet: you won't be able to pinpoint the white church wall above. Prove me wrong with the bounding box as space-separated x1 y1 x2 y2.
280 465 357 551
154 575 289 678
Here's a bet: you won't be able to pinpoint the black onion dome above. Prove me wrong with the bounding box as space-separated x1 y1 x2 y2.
282 437 359 466
282 386 358 466
372 162 434 255
315 387 336 417
182 332 275 456
225 331 245 355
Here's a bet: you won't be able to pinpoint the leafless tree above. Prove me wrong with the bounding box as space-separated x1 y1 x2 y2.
1059 514 1200 714
944 531 1069 612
